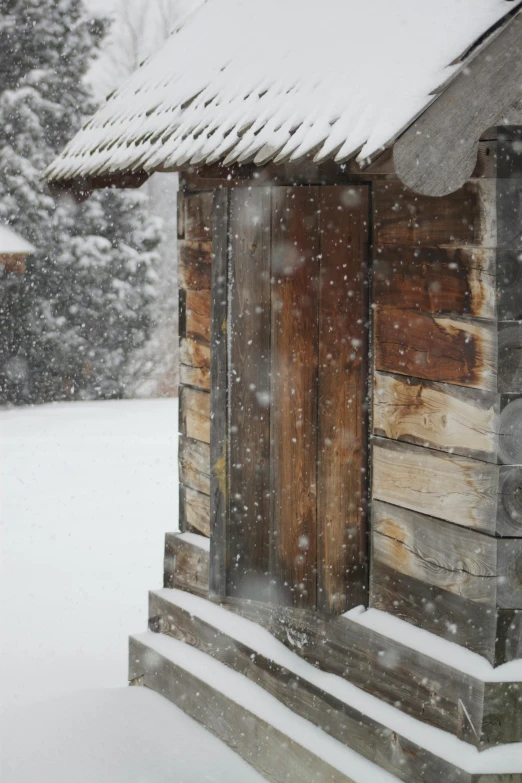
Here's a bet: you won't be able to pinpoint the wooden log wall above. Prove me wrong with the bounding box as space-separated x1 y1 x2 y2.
177 190 213 548
370 131 522 665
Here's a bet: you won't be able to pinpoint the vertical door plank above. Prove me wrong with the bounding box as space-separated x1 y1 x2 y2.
228 188 272 599
317 187 369 612
209 188 229 597
270 187 320 608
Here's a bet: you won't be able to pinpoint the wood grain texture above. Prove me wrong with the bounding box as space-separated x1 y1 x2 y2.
497 130 522 320
496 464 522 537
498 127 522 180
373 372 499 463
497 249 522 322
481 681 522 748
178 240 212 290
179 435 210 496
470 140 498 180
499 397 522 465
373 376 522 467
179 337 210 390
164 533 209 596
496 610 522 665
183 158 397 191
393 11 522 197
497 130 522 328
152 591 521 749
372 503 522 626
370 560 498 663
497 178 522 250
180 485 210 537
317 186 369 613
228 188 272 600
372 501 498 607
270 186 320 608
374 307 497 391
177 188 185 238
373 245 496 319
209 187 229 597
147 593 476 783
129 634 356 783
373 180 496 247
179 387 210 444
184 191 214 240
498 322 522 394
497 540 522 610
372 437 522 536
226 596 520 743
184 290 211 343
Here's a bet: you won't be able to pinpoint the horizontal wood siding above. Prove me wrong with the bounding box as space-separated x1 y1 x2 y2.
374 307 497 391
179 337 210 390
373 372 500 462
372 501 498 607
164 533 209 596
371 501 522 626
371 559 498 663
179 436 210 496
178 186 213 544
180 486 210 536
178 240 212 290
179 386 210 444
372 437 522 537
373 180 496 247
183 290 211 343
373 245 496 318
184 191 213 240
370 167 522 665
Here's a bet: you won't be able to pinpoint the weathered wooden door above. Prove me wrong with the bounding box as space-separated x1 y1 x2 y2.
210 186 369 613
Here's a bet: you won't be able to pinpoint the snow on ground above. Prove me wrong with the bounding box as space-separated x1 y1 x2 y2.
2 687 263 782
0 399 178 706
0 399 263 782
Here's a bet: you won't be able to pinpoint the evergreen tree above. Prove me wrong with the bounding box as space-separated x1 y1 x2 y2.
0 0 161 404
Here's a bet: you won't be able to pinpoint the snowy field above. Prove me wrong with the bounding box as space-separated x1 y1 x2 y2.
0 399 262 782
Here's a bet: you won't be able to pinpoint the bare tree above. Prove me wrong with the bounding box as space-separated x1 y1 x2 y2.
89 0 196 99
87 0 202 398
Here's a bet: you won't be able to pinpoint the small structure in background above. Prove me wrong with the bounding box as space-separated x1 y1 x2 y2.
0 225 36 401
0 224 35 275
47 2 522 782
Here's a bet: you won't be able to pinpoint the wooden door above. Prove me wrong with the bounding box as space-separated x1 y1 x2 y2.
210 186 369 613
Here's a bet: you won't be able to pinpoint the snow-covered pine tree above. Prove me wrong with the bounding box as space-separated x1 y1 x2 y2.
0 0 161 404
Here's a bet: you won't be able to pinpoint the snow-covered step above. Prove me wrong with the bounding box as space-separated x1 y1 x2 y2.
163 532 209 596
129 630 401 783
146 588 522 783
206 593 521 748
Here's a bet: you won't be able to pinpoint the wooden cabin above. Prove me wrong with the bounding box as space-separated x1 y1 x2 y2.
0 224 35 275
47 2 522 780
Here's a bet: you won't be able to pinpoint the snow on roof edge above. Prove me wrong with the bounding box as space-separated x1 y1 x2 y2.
0 224 36 255
45 0 516 185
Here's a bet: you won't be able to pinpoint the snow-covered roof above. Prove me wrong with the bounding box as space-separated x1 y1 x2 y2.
0 224 35 255
47 0 516 183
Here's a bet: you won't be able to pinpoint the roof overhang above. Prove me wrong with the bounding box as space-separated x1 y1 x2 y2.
46 0 522 198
